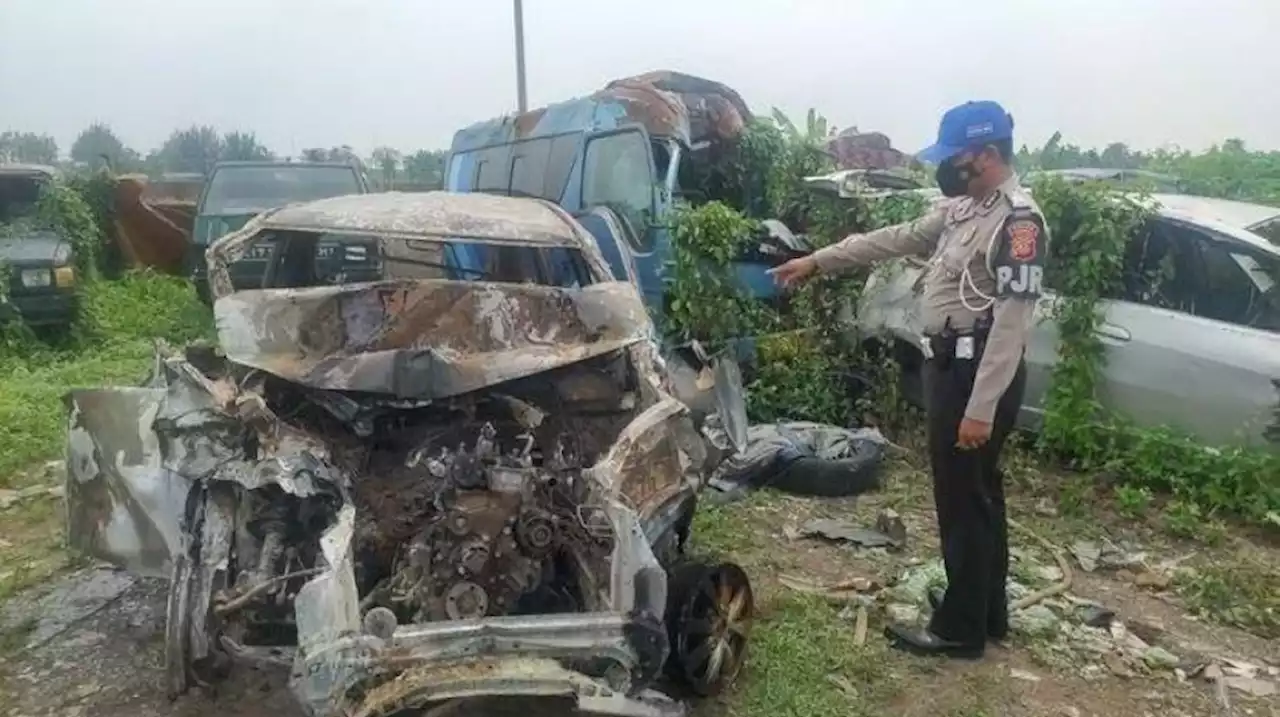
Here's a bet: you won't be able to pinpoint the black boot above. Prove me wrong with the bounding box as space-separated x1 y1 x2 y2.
928 587 1007 642
884 623 984 660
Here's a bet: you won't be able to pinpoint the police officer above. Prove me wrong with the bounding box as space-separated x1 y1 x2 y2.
769 100 1047 659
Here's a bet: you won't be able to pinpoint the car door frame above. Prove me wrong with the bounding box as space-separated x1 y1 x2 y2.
1083 215 1280 444
579 126 662 305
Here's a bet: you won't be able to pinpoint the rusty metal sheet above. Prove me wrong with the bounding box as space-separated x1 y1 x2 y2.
251 192 586 245
214 279 652 398
825 129 911 171
604 71 751 146
452 71 750 157
112 175 192 274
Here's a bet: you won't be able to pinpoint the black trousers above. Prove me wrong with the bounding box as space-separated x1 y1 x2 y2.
923 353 1026 648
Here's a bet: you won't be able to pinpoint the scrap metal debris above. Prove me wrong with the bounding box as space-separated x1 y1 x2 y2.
851 603 869 646
874 508 907 547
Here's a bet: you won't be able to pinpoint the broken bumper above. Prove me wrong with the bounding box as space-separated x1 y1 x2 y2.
291 612 680 717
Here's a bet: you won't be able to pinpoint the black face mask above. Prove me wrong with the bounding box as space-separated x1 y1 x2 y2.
936 158 977 198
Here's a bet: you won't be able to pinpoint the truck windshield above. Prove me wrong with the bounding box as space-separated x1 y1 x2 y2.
202 166 360 214
0 175 44 224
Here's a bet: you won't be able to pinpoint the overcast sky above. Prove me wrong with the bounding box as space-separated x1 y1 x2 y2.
2 0 1277 158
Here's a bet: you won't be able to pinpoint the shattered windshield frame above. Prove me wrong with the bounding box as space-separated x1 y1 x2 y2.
255 229 599 290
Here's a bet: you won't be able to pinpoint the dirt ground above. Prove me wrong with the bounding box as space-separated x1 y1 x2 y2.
0 446 1277 717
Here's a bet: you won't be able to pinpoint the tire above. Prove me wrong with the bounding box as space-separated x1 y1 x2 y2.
664 561 754 697
767 455 883 497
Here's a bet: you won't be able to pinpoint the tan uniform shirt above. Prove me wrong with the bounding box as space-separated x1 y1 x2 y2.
811 175 1049 424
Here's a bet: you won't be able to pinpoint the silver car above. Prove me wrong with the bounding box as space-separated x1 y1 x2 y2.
855 191 1280 448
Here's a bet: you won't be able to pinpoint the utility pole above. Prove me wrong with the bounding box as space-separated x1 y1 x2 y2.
514 0 528 112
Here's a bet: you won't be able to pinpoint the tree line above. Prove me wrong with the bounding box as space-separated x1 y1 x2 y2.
0 124 448 189
5 122 1280 206
1017 132 1280 205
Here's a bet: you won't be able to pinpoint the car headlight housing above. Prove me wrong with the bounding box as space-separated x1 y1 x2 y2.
20 268 52 288
54 266 76 287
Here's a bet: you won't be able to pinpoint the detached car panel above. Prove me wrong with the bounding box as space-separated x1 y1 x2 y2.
66 191 751 717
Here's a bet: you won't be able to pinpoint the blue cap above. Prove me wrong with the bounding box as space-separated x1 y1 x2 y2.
916 100 1014 165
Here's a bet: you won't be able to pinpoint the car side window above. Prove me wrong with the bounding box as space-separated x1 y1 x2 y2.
543 134 580 202
1113 219 1274 329
582 130 656 252
1112 219 1184 310
1189 236 1258 325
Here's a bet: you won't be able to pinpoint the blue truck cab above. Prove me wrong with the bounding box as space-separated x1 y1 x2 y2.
446 72 787 320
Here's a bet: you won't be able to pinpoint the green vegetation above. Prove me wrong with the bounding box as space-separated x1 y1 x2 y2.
0 272 211 481
1174 553 1280 639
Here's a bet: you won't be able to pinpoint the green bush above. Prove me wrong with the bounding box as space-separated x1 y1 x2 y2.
64 172 122 278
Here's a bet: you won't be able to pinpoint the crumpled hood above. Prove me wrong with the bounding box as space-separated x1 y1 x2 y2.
0 230 67 263
213 278 654 399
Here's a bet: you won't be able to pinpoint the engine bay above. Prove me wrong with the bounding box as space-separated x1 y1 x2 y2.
198 349 649 652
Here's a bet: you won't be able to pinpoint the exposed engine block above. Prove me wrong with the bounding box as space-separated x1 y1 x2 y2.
364 418 613 623
387 491 544 621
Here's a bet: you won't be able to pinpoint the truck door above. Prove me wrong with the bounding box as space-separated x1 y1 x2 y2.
580 128 662 308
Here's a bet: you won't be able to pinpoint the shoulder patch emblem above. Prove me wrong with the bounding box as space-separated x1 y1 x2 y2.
1008 219 1039 261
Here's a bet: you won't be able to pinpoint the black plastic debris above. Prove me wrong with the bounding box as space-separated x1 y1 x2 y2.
706 422 887 503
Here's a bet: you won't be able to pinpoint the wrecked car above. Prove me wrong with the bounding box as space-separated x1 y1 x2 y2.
65 191 754 717
0 164 80 328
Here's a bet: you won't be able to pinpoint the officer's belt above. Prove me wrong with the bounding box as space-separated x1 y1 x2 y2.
920 326 992 364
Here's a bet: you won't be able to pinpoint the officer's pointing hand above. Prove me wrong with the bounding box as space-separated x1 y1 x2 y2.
956 417 993 450
768 256 817 288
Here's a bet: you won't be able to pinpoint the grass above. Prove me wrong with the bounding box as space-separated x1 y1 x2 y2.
725 593 903 717
0 271 211 598
689 492 910 717
1174 552 1280 639
686 447 1280 717
0 272 212 482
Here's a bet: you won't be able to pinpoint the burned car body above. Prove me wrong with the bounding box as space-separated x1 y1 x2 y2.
65 192 752 716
